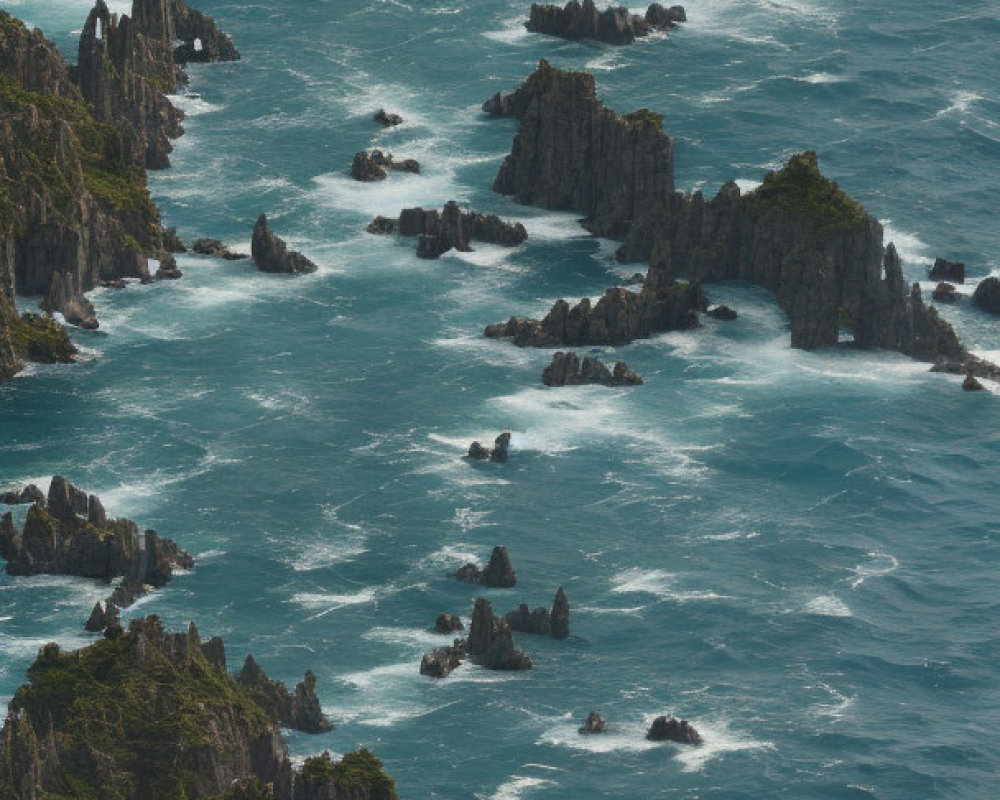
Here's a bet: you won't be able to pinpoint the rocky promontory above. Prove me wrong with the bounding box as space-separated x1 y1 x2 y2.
505 586 570 638
0 616 398 800
542 351 643 386
252 214 318 274
526 1 686 46
484 61 996 377
351 149 420 181
368 201 527 259
236 655 333 734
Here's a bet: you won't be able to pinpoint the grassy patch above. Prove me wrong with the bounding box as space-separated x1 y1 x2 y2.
622 107 664 131
10 313 76 363
757 151 868 233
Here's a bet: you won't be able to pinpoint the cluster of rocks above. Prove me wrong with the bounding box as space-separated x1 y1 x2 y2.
467 431 512 463
368 201 528 259
526 1 686 46
575 711 701 743
483 61 998 381
974 276 1000 316
542 351 643 386
0 476 193 631
421 597 533 678
0 615 399 800
374 108 404 127
236 654 333 734
192 237 249 260
453 545 517 587
351 149 420 181
930 257 966 284
505 586 570 639
485 284 703 347
252 214 318 274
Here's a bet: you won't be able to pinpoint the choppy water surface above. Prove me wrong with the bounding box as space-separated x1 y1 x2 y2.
3 1 1000 798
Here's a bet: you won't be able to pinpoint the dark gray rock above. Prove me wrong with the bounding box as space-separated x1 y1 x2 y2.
467 432 513 463
42 271 99 330
420 640 466 678
525 0 682 45
963 372 985 392
162 227 188 253
154 255 183 280
551 586 570 640
0 484 44 506
351 149 420 182
435 613 464 634
973 276 1000 316
932 282 958 304
466 598 532 671
505 603 551 636
644 3 686 28
454 545 516 587
290 671 332 733
252 214 318 274
374 109 403 127
707 304 738 320
579 711 606 734
191 238 248 259
369 201 526 258
929 257 965 284
236 655 332 733
542 351 643 387
85 600 119 633
646 714 702 744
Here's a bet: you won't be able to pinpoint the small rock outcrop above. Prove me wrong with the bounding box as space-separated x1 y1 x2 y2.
154 255 183 280
542 351 643 387
467 431 512 463
350 149 420 181
486 284 703 348
963 372 985 392
525 1 685 46
367 201 527 259
579 712 606 734
551 586 570 639
42 272 99 330
707 304 738 320
252 214 318 274
162 227 188 252
973 276 1000 316
419 640 466 678
466 598 532 671
169 0 242 63
506 586 570 638
930 257 965 284
646 714 702 744
0 484 44 506
192 237 249 259
435 613 464 634
236 655 333 734
932 282 958 304
454 545 517 587
374 109 403 127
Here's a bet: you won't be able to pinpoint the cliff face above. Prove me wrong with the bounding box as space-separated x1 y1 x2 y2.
486 62 972 365
0 617 398 800
485 59 674 240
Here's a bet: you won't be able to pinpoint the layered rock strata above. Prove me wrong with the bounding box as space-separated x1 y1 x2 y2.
485 61 994 376
367 201 527 259
526 1 686 46
252 214 318 274
542 351 643 386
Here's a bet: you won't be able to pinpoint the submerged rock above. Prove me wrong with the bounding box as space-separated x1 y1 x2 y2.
932 282 958 304
351 149 420 181
374 108 403 127
973 276 1000 316
929 257 965 284
252 214 318 274
963 372 985 392
646 714 702 744
542 351 643 387
467 432 513 463
579 711 607 734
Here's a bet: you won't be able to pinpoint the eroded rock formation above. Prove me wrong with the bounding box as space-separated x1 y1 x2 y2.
579 712 606 734
505 587 570 638
235 655 333 734
420 640 466 678
930 257 965 284
646 714 702 744
525 1 685 46
351 149 420 181
252 214 318 274
466 597 532 671
542 351 643 386
374 108 403 127
454 545 517 587
973 276 1000 315
434 613 464 634
367 201 527 259
467 431 512 463
192 237 248 259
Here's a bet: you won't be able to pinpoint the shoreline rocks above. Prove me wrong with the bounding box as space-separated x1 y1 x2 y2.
646 714 702 744
467 431 512 463
351 149 420 181
252 214 318 274
542 351 643 386
963 372 985 392
525 1 686 46
973 276 1000 315
454 545 517 587
368 201 527 259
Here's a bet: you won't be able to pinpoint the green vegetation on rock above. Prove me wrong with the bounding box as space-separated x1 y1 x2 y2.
622 107 664 131
756 151 868 234
9 312 77 363
300 749 397 795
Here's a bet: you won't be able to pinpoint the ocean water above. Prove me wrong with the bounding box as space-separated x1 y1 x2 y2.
3 1 1000 798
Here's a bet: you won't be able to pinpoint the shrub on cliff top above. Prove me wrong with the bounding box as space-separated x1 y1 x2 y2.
756 151 868 233
10 313 77 363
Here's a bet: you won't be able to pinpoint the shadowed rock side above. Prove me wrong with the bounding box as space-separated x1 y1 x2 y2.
526 1 685 45
454 545 517 587
466 431 512 462
579 712 606 734
484 61 996 377
252 214 317 274
368 201 527 259
542 351 643 386
930 257 965 284
466 598 532 671
351 149 420 181
0 616 398 800
235 655 333 734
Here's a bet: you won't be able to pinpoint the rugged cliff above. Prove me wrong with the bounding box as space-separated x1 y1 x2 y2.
485 61 984 371
0 617 398 800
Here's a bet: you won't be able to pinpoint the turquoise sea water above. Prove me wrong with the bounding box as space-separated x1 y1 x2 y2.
3 1 1000 797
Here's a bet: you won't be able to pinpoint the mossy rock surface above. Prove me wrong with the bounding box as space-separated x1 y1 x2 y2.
756 151 868 233
10 313 76 363
622 107 664 131
301 749 398 795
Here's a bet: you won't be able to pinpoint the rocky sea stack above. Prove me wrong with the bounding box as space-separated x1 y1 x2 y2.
542 351 643 386
526 0 686 46
467 431 512 463
646 714 702 744
505 587 570 638
351 149 420 181
454 545 517 587
0 616 398 799
368 201 527 259
252 214 318 274
235 655 333 734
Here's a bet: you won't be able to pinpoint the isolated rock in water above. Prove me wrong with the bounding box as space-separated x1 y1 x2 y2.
505 603 551 636
191 238 248 259
369 201 527 258
252 214 318 274
644 3 686 28
646 714 702 744
963 372 985 392
525 0 684 45
420 640 466 678
707 304 738 320
482 545 517 587
466 598 532 671
0 484 44 505
162 227 188 252
579 711 606 734
84 600 119 633
154 255 183 280
43 272 99 330
930 257 965 284
932 282 958 304
973 276 1000 316
435 613 464 633
351 149 420 181
542 351 643 387
550 586 570 639
467 432 513 463
170 0 242 63
291 670 333 733
374 108 403 127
